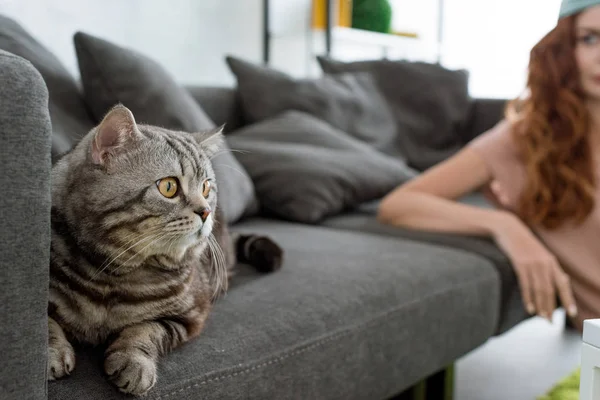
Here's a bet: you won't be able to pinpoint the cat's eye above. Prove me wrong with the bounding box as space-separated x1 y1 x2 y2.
202 179 212 198
156 177 179 198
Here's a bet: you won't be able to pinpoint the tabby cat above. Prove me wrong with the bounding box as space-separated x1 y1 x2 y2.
47 105 283 396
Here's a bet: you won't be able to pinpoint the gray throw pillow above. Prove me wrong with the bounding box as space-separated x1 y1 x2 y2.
317 56 471 171
226 110 418 224
0 15 95 162
225 56 401 157
73 32 258 224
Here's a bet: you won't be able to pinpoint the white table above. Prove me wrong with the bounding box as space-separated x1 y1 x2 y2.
580 319 600 399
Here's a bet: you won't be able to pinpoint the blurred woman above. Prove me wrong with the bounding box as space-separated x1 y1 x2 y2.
378 0 600 332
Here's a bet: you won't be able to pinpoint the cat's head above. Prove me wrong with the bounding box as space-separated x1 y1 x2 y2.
52 105 225 266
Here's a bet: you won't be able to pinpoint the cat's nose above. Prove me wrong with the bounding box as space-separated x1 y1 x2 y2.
195 207 211 222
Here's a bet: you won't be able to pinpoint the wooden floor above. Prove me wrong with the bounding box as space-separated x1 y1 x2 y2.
455 309 582 400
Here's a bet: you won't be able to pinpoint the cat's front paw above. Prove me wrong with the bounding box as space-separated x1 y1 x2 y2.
48 340 75 380
104 349 157 396
248 236 284 272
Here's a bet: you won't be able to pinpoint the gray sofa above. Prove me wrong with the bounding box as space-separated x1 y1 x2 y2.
0 14 528 400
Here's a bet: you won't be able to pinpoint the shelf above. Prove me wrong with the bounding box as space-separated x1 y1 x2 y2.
323 26 419 49
262 0 437 64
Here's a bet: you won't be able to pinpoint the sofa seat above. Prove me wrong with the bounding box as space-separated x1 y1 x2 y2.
49 218 500 400
321 210 529 335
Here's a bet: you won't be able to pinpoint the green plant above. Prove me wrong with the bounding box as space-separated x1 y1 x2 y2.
351 0 393 34
537 368 580 400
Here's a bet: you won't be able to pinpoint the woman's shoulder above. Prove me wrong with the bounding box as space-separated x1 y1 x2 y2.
468 118 518 154
466 119 527 207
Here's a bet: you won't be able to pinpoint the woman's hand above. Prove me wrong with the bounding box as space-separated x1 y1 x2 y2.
491 211 578 321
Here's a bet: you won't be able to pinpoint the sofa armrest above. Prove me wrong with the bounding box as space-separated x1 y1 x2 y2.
185 85 245 133
460 98 508 144
0 51 52 400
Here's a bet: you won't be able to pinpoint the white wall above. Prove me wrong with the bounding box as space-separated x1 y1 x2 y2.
390 0 439 48
0 0 566 99
441 0 563 99
389 0 564 98
0 0 264 86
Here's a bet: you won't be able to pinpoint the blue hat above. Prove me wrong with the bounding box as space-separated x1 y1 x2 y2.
559 0 600 18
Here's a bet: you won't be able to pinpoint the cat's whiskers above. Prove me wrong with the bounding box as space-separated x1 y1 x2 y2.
111 233 171 276
166 235 179 256
209 148 249 159
164 217 200 235
208 234 228 299
89 230 165 281
212 162 247 178
228 148 250 154
95 226 165 272
206 238 221 298
109 226 165 249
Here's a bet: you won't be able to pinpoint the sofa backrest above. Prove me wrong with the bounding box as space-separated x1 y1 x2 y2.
0 14 96 162
0 14 248 163
0 12 507 166
184 85 245 134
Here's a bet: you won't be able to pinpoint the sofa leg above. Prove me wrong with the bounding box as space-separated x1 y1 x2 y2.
444 364 455 400
388 379 426 400
388 364 454 400
412 380 427 400
424 364 455 400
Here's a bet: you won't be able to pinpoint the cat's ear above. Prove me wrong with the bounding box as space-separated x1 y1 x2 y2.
191 124 225 158
91 105 142 165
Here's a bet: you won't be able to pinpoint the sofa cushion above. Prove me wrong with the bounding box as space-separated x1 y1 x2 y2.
226 110 417 224
0 15 95 162
320 206 528 334
317 56 471 171
225 56 400 156
73 32 258 224
185 85 245 133
459 98 508 144
48 218 499 400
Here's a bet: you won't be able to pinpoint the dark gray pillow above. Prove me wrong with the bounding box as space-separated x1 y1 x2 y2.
73 32 258 224
226 111 418 224
225 56 401 157
317 56 471 171
0 15 95 162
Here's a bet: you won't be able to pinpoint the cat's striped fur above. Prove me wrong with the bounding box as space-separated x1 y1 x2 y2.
47 105 283 396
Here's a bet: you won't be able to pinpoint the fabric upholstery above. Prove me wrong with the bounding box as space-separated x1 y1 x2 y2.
0 50 52 400
226 110 417 224
317 56 471 171
48 218 499 400
73 32 258 224
225 56 400 156
320 192 529 334
459 98 507 144
185 85 245 133
0 15 95 162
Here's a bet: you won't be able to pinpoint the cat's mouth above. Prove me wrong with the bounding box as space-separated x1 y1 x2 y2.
198 225 211 238
198 215 214 238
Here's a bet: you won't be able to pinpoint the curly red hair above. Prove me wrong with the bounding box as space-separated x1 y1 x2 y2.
506 14 595 230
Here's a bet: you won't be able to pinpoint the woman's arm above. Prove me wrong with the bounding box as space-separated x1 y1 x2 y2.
377 145 578 321
377 146 509 236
